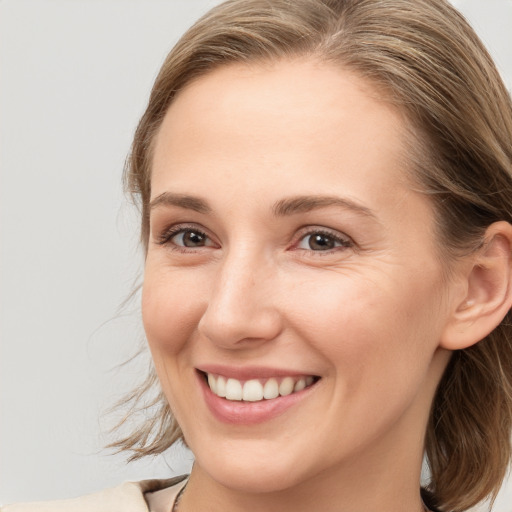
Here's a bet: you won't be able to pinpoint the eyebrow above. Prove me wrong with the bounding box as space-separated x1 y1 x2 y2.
149 192 376 220
149 192 212 214
272 195 377 219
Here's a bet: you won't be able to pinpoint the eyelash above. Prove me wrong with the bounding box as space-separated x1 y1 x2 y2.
293 228 354 255
156 224 354 255
156 224 214 252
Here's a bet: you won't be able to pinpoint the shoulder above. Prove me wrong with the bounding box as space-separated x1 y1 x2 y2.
1 475 188 512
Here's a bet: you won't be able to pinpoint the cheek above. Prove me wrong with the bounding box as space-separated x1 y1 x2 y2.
141 267 208 422
287 267 444 378
141 266 206 355
297 271 444 433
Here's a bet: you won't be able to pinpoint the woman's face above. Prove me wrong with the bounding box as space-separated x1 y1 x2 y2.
143 60 455 493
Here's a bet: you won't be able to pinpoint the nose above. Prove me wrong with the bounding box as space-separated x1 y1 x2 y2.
197 248 283 349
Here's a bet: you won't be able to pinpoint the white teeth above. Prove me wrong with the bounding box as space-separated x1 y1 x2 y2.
206 373 316 401
207 373 217 394
216 376 227 397
225 378 243 400
294 378 306 392
242 379 264 402
279 376 295 396
263 378 279 399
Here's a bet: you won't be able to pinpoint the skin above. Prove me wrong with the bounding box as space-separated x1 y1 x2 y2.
142 59 466 512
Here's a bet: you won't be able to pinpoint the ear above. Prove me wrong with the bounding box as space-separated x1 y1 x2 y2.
440 221 512 350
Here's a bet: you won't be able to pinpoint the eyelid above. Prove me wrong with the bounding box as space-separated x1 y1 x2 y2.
154 223 354 254
156 222 217 248
292 226 355 252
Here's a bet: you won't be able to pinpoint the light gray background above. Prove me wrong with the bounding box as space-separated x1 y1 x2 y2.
1 0 511 509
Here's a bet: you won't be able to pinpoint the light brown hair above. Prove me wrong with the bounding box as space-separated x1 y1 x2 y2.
115 1 512 510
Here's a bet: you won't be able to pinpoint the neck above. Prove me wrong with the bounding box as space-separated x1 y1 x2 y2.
180 434 427 512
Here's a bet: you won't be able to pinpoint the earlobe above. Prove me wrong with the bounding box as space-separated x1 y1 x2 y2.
440 221 512 350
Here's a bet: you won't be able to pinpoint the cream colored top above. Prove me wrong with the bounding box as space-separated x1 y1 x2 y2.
1 475 188 512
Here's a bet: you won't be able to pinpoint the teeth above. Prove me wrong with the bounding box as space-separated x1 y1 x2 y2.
263 378 279 399
294 378 306 392
207 373 217 394
206 373 316 402
279 377 294 396
216 376 227 397
225 378 243 400
243 379 264 402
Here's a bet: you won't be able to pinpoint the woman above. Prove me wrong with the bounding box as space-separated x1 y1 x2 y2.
4 0 512 511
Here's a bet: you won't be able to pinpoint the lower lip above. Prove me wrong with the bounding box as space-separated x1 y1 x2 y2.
197 372 317 425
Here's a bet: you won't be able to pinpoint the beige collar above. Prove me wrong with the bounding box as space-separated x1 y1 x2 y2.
143 475 188 512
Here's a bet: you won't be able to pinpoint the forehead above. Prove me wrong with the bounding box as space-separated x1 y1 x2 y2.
151 59 412 205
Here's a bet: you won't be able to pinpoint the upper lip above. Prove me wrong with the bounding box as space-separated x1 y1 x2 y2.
196 364 318 381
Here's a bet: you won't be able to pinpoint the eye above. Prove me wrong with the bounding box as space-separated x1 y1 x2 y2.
157 225 216 249
172 229 210 247
296 230 353 252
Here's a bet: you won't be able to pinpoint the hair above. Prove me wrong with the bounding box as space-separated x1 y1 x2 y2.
113 1 512 510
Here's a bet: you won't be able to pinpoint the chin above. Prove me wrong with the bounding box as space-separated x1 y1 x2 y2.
209 463 306 494
191 439 317 494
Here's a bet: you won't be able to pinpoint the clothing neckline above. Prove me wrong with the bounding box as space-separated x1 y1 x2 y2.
142 475 188 512
143 476 440 512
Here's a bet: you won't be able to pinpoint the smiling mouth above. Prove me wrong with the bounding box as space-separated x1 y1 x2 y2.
200 371 320 402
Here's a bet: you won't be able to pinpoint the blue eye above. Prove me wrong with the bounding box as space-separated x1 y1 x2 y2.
297 231 351 251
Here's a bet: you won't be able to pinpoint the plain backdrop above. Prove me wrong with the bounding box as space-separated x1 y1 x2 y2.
1 0 511 509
